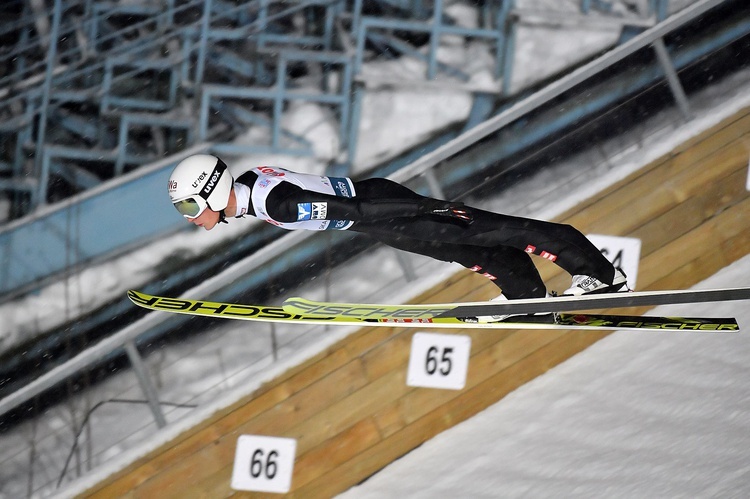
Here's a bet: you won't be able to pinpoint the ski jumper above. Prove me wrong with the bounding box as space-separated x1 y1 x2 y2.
234 168 617 299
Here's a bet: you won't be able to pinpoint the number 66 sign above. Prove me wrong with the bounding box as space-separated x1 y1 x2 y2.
231 435 296 493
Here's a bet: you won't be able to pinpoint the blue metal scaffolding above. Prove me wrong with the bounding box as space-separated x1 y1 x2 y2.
0 0 533 220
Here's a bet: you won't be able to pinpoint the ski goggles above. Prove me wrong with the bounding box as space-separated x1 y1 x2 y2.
173 195 209 218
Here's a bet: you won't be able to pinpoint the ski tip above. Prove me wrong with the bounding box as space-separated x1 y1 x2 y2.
127 289 158 309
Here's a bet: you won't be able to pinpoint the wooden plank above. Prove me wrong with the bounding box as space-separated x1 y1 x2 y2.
631 168 749 258
564 107 750 217
286 368 408 453
649 200 750 292
291 329 607 498
358 328 414 381
406 329 568 426
565 135 748 237
369 329 566 437
670 107 750 155
135 323 404 494
671 110 750 162
125 358 370 498
188 419 385 499
87 336 368 496
358 323 514 384
638 197 750 291
290 417 383 490
288 327 518 456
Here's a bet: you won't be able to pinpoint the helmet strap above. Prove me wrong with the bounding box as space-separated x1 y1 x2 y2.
218 210 228 224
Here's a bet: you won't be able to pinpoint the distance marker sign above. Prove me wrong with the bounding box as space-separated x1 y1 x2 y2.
407 333 471 390
588 234 642 290
231 435 296 493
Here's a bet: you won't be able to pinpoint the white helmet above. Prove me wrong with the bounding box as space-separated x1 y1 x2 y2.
168 154 233 218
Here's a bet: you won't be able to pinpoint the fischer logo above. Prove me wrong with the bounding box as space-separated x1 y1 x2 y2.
525 245 536 254
192 171 208 189
202 169 222 195
284 298 453 319
127 291 339 322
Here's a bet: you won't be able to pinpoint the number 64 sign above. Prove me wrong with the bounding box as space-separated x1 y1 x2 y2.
587 234 642 290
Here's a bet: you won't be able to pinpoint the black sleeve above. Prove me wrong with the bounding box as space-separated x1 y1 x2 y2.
265 182 421 223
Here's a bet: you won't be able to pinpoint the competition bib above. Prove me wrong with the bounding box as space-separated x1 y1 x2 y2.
250 166 356 230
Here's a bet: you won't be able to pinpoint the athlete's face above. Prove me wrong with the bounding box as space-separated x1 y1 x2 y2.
187 208 221 231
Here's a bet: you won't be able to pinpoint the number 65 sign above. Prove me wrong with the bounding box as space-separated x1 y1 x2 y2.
407 333 471 390
231 435 296 493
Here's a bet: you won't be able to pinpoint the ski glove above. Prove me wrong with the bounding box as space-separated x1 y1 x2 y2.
417 199 474 224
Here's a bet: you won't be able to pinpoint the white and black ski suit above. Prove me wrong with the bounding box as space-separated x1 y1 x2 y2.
233 167 617 299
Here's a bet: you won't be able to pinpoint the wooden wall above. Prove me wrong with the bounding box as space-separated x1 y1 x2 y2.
79 106 750 498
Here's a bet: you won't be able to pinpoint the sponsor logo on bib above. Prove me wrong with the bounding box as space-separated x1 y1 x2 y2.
297 203 312 221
